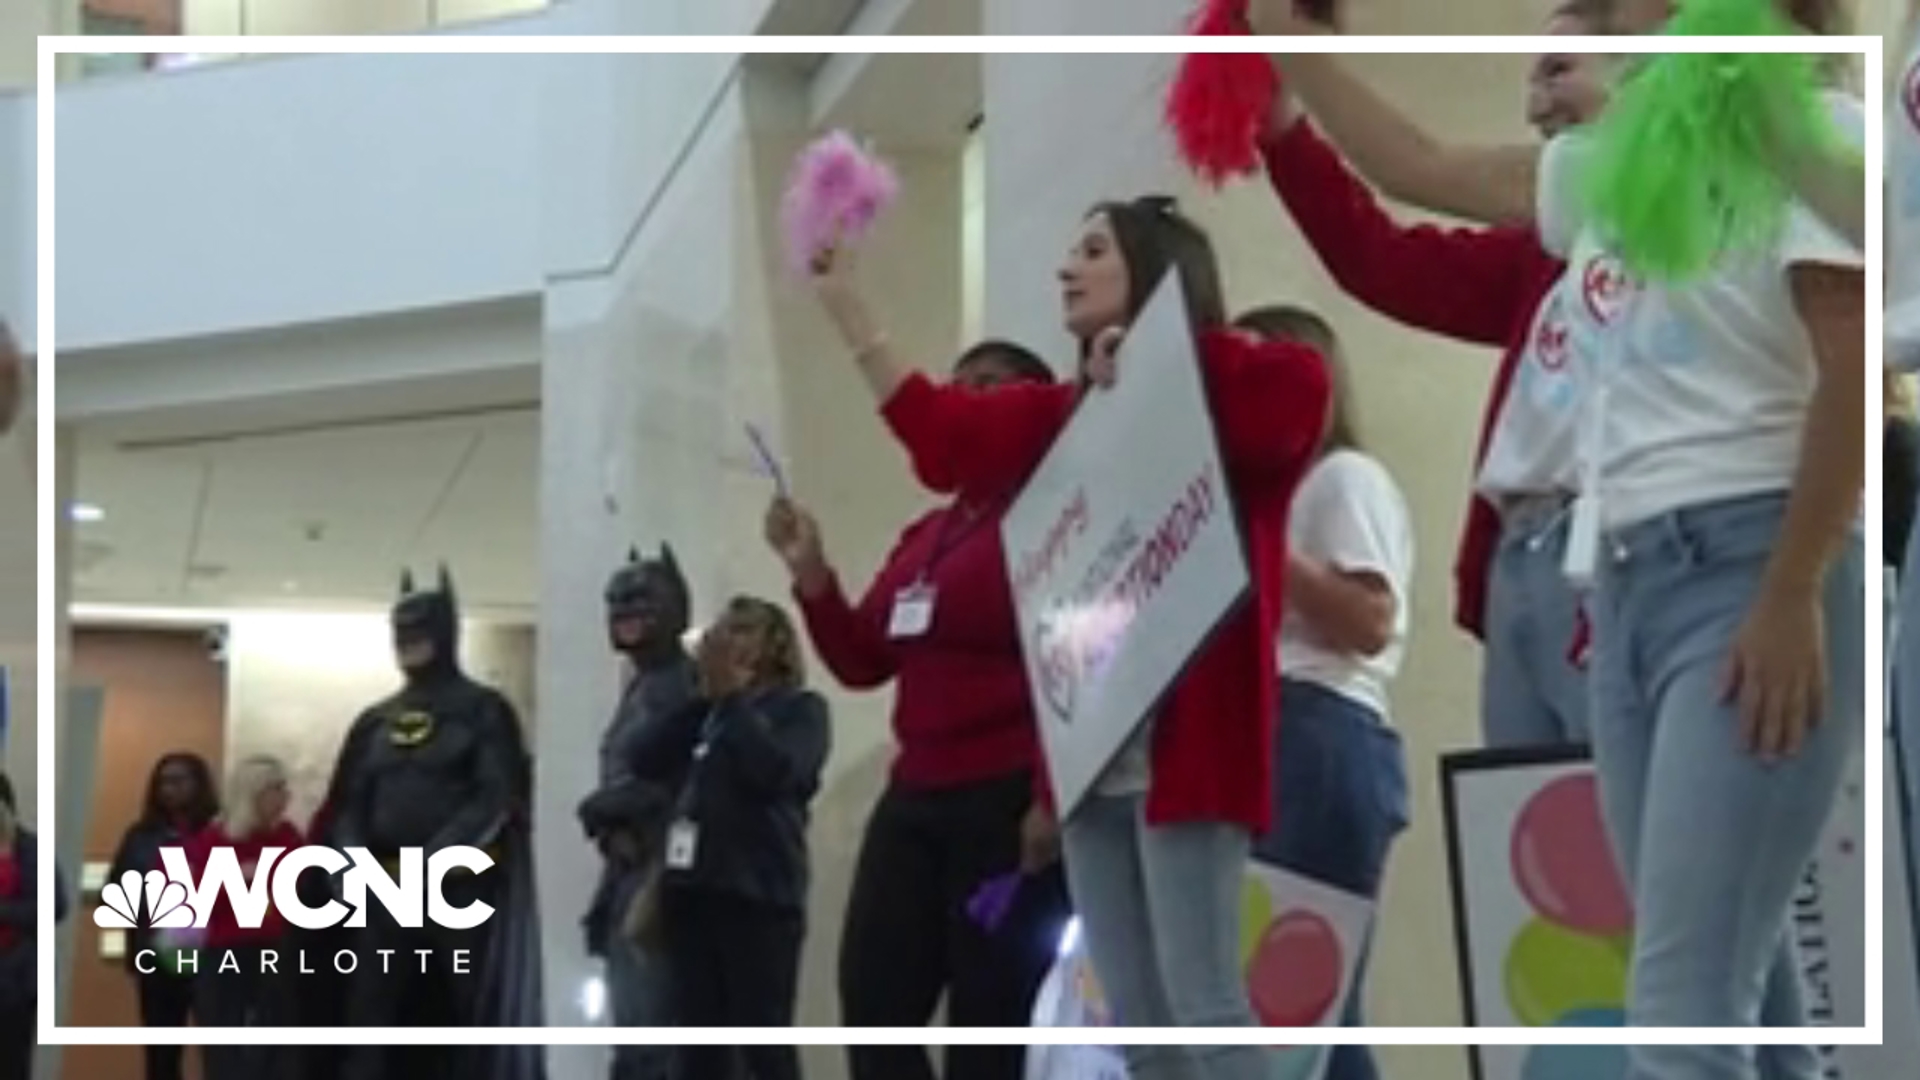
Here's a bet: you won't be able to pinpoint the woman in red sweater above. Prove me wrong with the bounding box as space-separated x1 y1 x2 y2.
809 197 1328 1078
763 339 1071 1080
182 754 303 1080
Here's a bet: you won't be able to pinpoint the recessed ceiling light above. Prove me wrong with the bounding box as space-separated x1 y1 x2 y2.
69 503 104 523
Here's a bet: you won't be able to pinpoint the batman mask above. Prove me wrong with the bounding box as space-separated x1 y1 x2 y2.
393 564 461 683
604 543 690 659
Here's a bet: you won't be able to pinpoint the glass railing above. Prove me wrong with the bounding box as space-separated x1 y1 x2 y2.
69 0 552 81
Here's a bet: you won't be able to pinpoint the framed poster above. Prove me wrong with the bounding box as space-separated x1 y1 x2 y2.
1027 862 1371 1080
1001 273 1249 816
1442 742 1917 1079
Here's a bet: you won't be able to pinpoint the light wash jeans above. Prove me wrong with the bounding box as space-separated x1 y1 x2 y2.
1483 499 1592 748
1061 794 1273 1080
1589 493 1859 1080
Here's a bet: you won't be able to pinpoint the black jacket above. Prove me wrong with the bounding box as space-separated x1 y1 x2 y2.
107 817 198 974
628 688 830 912
1890 418 1917 569
0 831 70 1010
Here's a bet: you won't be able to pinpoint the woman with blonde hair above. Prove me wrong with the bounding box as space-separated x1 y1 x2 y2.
180 753 303 1079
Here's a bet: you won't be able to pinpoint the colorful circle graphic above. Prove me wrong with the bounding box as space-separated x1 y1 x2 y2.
1247 911 1343 1027
1510 773 1633 936
1519 1008 1629 1080
1503 917 1629 1027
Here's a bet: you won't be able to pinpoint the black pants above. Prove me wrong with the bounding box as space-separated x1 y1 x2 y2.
136 969 196 1080
341 870 497 1080
838 773 1073 1080
195 945 296 1080
0 1001 32 1080
662 888 803 1080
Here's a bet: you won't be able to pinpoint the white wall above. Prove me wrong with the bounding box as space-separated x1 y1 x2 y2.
54 52 543 350
0 94 32 346
224 612 536 830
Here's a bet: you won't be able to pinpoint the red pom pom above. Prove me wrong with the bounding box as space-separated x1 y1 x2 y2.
1166 0 1280 187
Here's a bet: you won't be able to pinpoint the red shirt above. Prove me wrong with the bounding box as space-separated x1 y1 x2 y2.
880 329 1328 833
1261 121 1565 638
797 500 1040 792
181 820 305 949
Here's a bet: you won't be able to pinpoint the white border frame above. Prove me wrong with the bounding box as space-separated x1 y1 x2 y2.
34 33 1883 1048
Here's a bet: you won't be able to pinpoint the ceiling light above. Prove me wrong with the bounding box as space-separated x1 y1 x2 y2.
69 503 104 523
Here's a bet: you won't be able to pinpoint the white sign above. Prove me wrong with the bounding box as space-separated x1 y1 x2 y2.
92 845 498 932
1026 862 1368 1080
1001 274 1249 815
1443 745 1919 1080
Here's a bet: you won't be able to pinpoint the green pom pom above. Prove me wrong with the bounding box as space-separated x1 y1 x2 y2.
1583 0 1846 282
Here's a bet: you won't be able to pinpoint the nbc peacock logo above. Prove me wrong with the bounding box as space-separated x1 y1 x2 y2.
93 869 198 930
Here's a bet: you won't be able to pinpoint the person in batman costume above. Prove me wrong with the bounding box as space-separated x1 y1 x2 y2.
322 565 545 1080
577 544 696 1080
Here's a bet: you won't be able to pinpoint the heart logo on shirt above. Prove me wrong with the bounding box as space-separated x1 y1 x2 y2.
1532 295 1571 373
1580 254 1636 327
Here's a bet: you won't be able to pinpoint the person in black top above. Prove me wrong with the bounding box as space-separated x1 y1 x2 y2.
107 752 218 1080
0 771 70 1080
578 545 698 1080
631 595 829 1080
1888 371 1917 570
327 566 535 1080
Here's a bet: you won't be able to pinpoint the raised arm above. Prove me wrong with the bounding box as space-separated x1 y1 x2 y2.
716 690 832 802
811 244 1074 498
1260 97 1548 347
1245 11 1541 230
768 497 904 690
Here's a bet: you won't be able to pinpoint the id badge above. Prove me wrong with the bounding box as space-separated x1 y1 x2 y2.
665 819 699 870
1562 491 1601 588
888 583 937 639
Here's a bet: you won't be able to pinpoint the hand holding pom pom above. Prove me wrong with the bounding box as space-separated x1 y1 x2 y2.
781 130 899 278
1167 0 1339 186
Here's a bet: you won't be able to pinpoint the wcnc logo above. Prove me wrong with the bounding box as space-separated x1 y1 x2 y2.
93 846 497 932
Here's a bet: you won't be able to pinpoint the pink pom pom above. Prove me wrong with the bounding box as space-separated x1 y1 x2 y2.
781 130 900 277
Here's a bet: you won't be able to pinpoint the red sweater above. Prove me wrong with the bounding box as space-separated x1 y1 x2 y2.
1262 121 1566 638
880 330 1329 833
182 820 305 949
798 501 1040 792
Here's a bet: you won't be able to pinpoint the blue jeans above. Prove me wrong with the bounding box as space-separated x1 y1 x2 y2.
1484 500 1591 747
1252 680 1408 1080
1590 493 1859 1080
1061 794 1272 1080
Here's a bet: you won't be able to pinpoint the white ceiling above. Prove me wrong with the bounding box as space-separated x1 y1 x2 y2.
74 406 539 617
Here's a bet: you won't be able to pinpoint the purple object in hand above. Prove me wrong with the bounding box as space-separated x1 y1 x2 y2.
966 871 1024 932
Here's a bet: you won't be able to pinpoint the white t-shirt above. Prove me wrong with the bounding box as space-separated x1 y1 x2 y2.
1476 271 1586 499
1537 92 1867 529
1891 28 1920 370
1277 450 1415 719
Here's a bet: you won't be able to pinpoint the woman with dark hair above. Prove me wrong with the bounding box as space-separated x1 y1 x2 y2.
108 751 219 1080
0 771 70 1079
1237 307 1410 1080
630 596 829 1080
764 339 1071 1080
809 197 1329 1080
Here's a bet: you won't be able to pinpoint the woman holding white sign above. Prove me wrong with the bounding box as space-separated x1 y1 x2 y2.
1238 306 1411 1080
810 197 1330 1079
